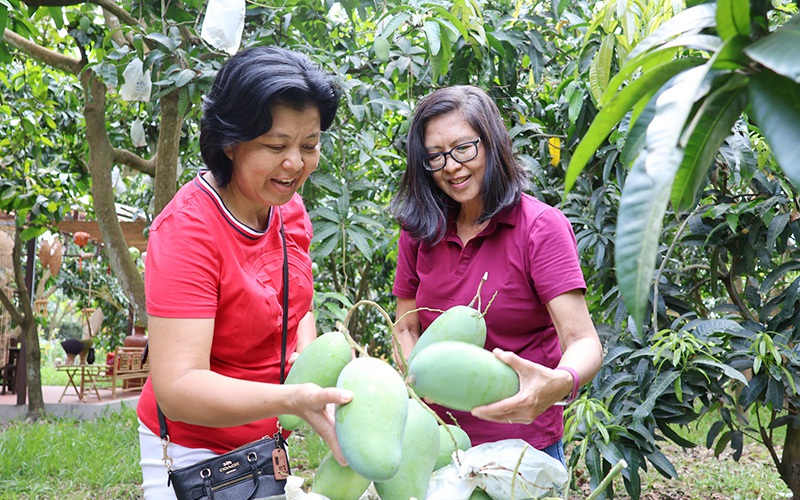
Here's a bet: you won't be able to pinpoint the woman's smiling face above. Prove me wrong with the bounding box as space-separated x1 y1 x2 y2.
424 111 485 216
224 104 322 209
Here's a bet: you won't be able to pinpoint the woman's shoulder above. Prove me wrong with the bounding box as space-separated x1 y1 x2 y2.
151 176 213 232
516 193 567 221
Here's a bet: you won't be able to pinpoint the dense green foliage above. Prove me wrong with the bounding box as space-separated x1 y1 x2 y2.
3 0 800 497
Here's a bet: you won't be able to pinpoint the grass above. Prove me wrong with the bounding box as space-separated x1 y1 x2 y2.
0 405 795 499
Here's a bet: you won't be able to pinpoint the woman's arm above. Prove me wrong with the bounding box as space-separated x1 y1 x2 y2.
471 289 603 424
148 315 352 461
392 297 421 370
289 310 318 364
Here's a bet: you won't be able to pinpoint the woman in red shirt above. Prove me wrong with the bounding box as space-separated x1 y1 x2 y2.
137 46 352 499
391 85 603 464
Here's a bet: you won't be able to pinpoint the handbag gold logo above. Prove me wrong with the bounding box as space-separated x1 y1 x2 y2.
219 460 240 474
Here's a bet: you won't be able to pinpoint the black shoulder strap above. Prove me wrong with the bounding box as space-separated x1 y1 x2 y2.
158 210 289 438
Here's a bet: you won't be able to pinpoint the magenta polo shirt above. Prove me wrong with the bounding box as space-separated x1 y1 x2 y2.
393 193 586 449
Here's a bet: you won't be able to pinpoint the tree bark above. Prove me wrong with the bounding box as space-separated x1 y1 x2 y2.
81 69 147 324
9 227 45 418
779 419 800 499
153 88 183 217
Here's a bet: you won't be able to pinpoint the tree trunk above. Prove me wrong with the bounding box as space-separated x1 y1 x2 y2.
80 69 147 323
153 88 183 218
780 418 800 499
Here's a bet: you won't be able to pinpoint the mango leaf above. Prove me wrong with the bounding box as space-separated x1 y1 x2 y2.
423 19 441 56
744 15 800 83
672 77 747 212
692 356 749 385
716 0 750 40
625 3 717 64
645 449 679 479
766 212 790 253
376 11 410 40
589 33 615 104
145 32 177 52
565 58 704 193
603 48 678 107
616 153 675 330
747 70 800 187
760 261 800 294
633 371 681 419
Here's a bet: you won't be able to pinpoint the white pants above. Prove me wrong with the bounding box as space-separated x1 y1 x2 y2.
138 419 218 500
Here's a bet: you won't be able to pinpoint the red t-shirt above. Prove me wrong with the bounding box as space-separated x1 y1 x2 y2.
137 174 314 453
393 193 586 449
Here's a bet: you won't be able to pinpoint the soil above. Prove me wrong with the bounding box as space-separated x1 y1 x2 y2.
566 443 795 500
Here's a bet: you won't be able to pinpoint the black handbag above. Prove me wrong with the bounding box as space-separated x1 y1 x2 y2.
158 211 293 500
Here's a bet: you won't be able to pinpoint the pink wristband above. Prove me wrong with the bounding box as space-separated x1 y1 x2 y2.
555 366 580 404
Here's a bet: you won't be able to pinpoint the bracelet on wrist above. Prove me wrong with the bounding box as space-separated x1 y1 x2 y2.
555 366 580 404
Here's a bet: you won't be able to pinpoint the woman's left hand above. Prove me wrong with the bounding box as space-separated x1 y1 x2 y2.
470 348 570 424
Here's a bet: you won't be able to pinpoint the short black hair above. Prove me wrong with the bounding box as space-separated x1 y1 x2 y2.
200 46 341 187
391 85 528 245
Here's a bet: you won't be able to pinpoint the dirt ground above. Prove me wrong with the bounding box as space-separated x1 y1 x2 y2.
565 443 795 500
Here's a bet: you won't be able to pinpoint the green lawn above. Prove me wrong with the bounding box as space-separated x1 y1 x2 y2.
0 405 794 499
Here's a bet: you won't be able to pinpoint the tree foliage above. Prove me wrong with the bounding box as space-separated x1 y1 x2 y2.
3 0 800 497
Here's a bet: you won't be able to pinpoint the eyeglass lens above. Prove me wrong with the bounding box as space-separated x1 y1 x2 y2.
427 139 479 170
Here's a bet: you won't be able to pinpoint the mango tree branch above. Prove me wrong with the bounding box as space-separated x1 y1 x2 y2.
92 0 145 28
2 29 84 75
152 88 183 215
113 148 156 176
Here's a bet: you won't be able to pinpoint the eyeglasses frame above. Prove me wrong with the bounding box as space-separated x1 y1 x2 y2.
424 138 482 172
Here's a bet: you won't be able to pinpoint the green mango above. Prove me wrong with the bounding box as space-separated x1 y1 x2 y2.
408 341 519 412
374 398 440 500
373 36 390 63
434 424 472 470
278 331 352 430
335 357 409 481
407 305 486 364
311 450 371 500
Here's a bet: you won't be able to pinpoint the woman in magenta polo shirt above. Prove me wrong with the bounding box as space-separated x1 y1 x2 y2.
136 46 353 499
391 85 603 463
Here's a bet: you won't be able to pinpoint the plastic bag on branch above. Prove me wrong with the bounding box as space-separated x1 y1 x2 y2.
120 59 152 102
425 439 568 499
201 0 245 55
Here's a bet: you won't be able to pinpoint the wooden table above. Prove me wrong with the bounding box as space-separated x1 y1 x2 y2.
57 364 106 402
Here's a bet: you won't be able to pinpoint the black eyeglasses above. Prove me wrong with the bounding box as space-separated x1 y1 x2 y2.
424 138 481 172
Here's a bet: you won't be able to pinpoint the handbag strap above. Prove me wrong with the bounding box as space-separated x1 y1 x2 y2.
157 209 290 463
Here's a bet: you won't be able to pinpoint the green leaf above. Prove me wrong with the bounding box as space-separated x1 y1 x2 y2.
634 370 682 419
747 70 800 187
0 6 7 39
423 19 441 56
744 15 800 83
346 226 373 261
565 58 704 193
692 356 749 385
376 11 410 40
589 34 615 104
711 34 752 70
760 261 800 294
145 32 178 52
626 3 718 64
672 78 747 212
616 154 675 330
173 68 195 88
646 449 679 479
766 212 790 253
716 0 751 40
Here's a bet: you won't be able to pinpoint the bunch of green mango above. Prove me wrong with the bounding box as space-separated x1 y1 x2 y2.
282 302 515 499
405 305 520 412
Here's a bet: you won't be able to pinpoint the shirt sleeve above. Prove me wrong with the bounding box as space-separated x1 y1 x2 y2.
527 206 586 304
145 211 221 318
392 230 421 299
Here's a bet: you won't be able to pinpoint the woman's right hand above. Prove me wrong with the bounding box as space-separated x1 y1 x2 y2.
292 384 353 465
